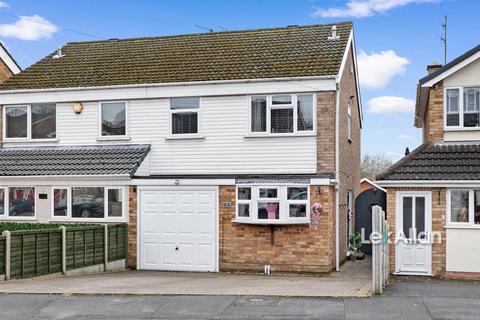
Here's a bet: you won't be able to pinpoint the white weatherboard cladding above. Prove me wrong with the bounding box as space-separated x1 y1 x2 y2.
5 96 317 175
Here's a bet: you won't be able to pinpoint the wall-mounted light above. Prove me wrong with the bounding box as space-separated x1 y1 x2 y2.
174 179 180 186
73 102 84 114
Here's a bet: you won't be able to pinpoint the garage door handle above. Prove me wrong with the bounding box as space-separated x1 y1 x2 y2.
175 246 179 251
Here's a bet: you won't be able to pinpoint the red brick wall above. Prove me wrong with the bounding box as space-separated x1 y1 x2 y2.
422 81 444 142
316 91 336 174
386 187 446 277
337 44 362 261
219 185 336 273
127 185 137 269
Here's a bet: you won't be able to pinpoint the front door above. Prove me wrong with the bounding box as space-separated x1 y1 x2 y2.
396 192 432 275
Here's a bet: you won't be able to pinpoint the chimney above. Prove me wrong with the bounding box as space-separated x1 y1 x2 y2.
328 25 340 41
427 62 442 74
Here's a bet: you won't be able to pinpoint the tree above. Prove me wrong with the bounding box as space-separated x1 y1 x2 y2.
361 154 394 179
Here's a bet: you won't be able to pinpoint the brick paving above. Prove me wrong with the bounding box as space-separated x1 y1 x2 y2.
0 257 372 297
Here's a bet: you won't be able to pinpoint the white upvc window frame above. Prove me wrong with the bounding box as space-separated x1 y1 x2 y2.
234 185 310 225
446 188 480 228
0 186 37 220
97 101 130 141
247 93 316 137
347 104 352 142
168 97 203 139
443 86 480 130
2 104 57 142
50 186 127 223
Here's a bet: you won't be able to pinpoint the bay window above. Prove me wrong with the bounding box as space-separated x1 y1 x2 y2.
250 94 315 135
4 104 56 140
447 189 480 226
235 185 309 224
51 187 125 220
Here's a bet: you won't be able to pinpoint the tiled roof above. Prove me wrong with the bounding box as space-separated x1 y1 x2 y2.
0 22 352 91
0 144 150 176
377 142 480 181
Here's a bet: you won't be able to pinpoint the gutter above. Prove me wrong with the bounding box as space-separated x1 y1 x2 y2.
378 180 480 187
0 75 337 94
334 80 341 272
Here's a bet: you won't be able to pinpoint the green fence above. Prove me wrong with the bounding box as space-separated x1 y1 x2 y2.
0 236 4 276
1 224 127 280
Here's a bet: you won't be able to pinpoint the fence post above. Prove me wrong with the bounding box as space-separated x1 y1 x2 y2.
2 231 10 281
104 225 108 272
60 226 66 275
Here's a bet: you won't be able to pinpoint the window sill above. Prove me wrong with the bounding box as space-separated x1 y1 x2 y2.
444 127 480 132
49 218 127 223
0 216 37 221
244 132 316 138
165 135 205 140
2 138 58 143
97 136 131 142
232 219 309 225
445 224 480 229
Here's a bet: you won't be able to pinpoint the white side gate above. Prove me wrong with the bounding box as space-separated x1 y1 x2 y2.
372 205 389 294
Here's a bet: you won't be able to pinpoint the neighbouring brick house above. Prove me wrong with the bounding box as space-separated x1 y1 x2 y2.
0 23 361 274
377 44 480 279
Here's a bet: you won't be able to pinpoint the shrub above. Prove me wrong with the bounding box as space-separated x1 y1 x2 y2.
0 222 100 234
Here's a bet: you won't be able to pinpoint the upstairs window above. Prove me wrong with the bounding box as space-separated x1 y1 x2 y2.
170 97 200 135
463 87 480 127
445 87 480 128
250 94 315 135
100 102 127 137
4 104 56 140
446 88 460 127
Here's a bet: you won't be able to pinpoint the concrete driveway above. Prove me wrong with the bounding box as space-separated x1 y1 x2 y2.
0 257 372 297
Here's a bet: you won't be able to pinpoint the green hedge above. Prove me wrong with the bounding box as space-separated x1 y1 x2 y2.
0 222 97 233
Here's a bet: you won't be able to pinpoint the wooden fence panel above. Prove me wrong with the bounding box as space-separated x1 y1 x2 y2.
9 230 63 279
66 227 105 270
108 224 127 261
2 224 127 279
0 236 4 275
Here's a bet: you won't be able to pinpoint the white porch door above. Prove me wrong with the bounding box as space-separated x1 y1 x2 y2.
396 192 432 275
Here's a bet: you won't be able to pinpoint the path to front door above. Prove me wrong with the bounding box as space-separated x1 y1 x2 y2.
395 191 432 275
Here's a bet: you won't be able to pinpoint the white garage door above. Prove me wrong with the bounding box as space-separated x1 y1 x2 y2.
139 188 217 272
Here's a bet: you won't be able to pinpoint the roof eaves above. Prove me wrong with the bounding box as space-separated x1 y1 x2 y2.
419 43 480 86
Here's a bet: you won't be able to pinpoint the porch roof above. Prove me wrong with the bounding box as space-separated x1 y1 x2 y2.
377 142 480 181
0 144 150 177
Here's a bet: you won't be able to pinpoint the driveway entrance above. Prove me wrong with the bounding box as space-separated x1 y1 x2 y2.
0 257 372 297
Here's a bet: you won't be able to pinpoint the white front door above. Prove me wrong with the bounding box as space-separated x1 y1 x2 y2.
139 187 217 272
396 192 432 275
